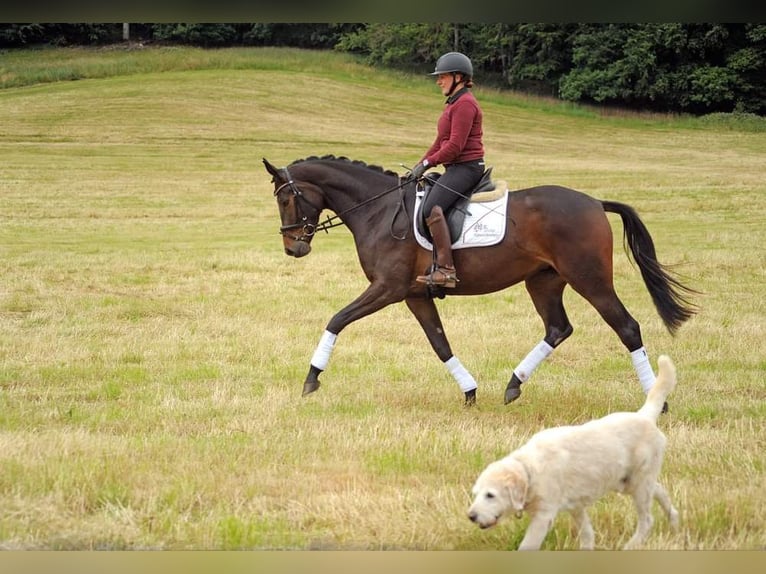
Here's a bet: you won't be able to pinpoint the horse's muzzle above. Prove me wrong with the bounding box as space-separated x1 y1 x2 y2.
286 240 312 258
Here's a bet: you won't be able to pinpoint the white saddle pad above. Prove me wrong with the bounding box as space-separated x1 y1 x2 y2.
414 184 509 250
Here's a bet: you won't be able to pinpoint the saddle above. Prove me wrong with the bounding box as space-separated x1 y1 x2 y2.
415 167 499 242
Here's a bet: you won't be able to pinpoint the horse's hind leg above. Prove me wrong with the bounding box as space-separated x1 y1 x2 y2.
564 258 657 395
405 296 478 405
587 291 658 394
505 268 573 404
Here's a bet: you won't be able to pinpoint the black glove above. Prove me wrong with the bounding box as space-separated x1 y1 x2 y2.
409 160 428 181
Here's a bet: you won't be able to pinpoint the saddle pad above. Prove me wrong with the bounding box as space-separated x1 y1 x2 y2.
414 188 509 251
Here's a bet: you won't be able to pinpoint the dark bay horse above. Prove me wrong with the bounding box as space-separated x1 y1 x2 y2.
263 155 697 406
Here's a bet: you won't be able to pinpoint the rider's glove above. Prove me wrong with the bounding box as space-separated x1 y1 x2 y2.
409 159 429 181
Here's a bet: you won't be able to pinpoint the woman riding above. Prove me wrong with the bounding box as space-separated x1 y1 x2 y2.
409 51 486 288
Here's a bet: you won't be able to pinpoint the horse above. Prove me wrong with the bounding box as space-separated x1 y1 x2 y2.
263 155 697 407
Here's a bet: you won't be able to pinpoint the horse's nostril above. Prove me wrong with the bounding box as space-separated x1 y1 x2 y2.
468 512 477 522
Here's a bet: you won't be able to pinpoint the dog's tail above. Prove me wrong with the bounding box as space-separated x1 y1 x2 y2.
637 355 677 422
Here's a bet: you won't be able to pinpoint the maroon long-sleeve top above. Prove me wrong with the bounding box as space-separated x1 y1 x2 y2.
422 88 484 167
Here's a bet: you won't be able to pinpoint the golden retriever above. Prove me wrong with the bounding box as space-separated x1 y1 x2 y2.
468 355 679 550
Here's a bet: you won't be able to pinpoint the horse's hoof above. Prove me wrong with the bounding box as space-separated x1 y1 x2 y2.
302 380 320 396
504 384 521 405
464 389 476 406
662 401 669 414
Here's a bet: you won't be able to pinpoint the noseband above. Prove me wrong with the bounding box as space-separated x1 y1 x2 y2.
273 167 328 243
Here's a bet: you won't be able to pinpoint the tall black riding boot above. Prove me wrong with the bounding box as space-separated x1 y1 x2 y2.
416 206 458 288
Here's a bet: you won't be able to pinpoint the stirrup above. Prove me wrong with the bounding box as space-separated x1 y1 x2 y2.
416 266 459 288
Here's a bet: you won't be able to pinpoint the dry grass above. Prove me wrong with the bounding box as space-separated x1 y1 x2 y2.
0 47 765 552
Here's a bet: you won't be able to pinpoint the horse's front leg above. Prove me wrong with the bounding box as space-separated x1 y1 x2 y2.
405 296 478 406
302 282 403 397
505 270 573 405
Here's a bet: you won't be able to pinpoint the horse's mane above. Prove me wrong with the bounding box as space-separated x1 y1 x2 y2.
289 155 399 178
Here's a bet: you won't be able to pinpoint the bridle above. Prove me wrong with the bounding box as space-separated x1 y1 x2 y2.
272 166 338 243
273 165 413 242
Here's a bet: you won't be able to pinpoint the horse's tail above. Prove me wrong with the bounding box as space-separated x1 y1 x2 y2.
601 200 699 335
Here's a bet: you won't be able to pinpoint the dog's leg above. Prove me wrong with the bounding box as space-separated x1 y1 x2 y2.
518 509 557 551
570 507 595 550
653 482 680 529
624 485 655 550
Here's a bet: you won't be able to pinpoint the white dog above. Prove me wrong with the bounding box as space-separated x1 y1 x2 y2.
468 355 680 550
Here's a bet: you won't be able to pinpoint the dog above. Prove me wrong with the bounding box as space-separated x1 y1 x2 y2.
468 355 680 550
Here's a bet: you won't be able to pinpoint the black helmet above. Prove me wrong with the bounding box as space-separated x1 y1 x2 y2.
430 52 473 77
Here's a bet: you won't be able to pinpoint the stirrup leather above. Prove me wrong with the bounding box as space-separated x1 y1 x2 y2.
416 266 459 288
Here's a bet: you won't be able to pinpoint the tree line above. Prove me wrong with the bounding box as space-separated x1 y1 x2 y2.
2 23 764 116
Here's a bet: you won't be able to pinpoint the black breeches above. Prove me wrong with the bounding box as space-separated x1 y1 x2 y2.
421 159 485 217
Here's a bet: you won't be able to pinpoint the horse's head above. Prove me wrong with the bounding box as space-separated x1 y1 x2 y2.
263 158 325 258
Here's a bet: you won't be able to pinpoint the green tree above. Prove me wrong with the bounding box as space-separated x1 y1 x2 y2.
497 23 577 96
0 23 46 46
151 24 238 47
335 23 456 69
242 24 358 48
559 24 765 115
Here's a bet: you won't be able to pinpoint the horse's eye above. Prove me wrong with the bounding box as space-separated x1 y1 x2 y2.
485 492 495 499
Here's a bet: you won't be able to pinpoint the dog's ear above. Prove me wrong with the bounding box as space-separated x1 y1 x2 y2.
501 459 528 513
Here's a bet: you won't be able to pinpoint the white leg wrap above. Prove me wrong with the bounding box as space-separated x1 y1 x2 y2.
631 346 656 393
513 340 554 383
445 356 478 393
310 330 337 371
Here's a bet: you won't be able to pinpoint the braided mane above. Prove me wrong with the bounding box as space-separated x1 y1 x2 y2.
289 154 399 178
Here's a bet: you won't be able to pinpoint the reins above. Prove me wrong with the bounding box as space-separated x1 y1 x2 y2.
275 163 484 244
276 165 413 240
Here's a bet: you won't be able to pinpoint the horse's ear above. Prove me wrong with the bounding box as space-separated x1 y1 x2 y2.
262 158 283 181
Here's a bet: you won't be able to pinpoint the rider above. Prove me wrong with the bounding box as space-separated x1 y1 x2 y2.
409 51 486 288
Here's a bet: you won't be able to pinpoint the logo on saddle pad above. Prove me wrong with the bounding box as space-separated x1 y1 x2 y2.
414 175 509 251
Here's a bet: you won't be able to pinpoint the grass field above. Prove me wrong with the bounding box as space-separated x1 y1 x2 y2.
1 46 765 552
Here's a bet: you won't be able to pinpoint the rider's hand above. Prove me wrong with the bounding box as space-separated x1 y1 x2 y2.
409 160 428 181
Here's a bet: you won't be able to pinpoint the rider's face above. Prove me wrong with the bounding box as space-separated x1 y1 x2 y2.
436 73 462 96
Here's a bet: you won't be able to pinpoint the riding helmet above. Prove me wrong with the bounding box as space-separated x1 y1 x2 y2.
430 52 473 78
